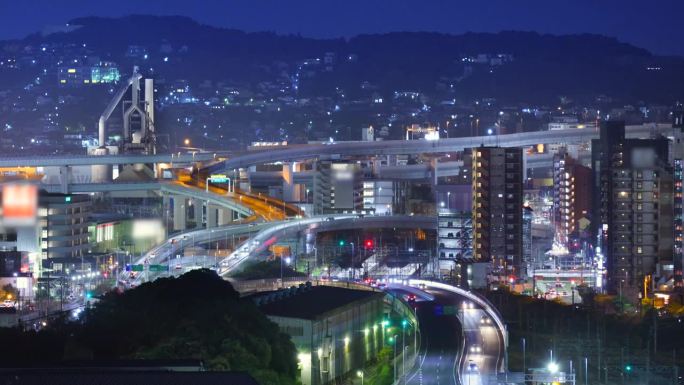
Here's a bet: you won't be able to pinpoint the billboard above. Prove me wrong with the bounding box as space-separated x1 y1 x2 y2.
2 183 37 227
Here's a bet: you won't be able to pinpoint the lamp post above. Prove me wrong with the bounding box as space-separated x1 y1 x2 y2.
391 334 398 383
356 370 364 385
402 319 407 383
584 356 588 385
350 242 355 280
522 337 526 374
280 256 292 288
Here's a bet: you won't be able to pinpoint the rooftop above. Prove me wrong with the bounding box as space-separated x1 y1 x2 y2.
256 285 384 320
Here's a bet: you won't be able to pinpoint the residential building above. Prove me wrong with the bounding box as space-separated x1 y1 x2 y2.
553 149 592 246
472 147 524 276
591 121 674 298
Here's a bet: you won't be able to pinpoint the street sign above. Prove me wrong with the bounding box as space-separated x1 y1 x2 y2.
149 264 169 272
131 264 144 272
209 174 228 183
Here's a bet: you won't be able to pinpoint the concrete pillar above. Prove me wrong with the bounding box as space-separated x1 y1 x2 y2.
172 196 186 231
191 199 203 228
240 167 252 191
59 165 71 194
218 209 233 226
431 158 439 186
206 204 218 228
162 193 171 236
282 162 295 202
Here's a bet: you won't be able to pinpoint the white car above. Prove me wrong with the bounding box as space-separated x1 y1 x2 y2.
1 299 16 308
468 360 479 372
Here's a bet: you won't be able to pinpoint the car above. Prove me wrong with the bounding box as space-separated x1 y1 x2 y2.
406 294 417 303
480 316 491 325
325 217 335 221
0 299 15 308
469 344 482 354
468 360 479 372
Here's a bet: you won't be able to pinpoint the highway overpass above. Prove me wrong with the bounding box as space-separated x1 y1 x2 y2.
124 214 437 285
0 152 216 167
208 124 675 172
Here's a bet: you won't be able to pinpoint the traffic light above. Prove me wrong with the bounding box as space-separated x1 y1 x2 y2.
365 239 374 248
625 365 632 372
85 292 93 300
338 240 345 246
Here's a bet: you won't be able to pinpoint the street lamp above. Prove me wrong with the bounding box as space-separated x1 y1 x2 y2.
547 362 559 373
402 319 407 383
356 370 364 385
280 256 292 288
390 334 398 383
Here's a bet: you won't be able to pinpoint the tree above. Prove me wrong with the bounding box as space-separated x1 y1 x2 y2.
0 270 300 385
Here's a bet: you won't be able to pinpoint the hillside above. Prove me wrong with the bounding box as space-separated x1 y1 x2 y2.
7 15 683 104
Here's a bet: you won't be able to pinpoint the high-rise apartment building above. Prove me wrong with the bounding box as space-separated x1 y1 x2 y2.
592 121 674 297
472 147 524 276
553 148 592 246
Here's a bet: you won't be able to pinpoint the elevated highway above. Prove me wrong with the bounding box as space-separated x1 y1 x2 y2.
0 152 216 167
43 180 257 218
124 215 437 285
208 124 674 172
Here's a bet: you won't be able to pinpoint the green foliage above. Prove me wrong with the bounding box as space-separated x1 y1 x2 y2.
230 259 306 280
373 364 393 385
0 270 299 385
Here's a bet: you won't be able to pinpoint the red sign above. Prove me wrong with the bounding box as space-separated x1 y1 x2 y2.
2 184 37 227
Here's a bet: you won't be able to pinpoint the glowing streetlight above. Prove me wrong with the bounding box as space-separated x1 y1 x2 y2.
547 362 559 373
357 370 364 385
184 138 190 146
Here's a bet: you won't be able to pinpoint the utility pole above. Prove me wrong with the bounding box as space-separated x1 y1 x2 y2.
522 338 526 374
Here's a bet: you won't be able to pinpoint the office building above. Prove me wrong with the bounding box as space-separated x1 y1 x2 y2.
362 181 394 215
39 192 92 260
592 121 674 298
314 161 363 215
472 147 524 276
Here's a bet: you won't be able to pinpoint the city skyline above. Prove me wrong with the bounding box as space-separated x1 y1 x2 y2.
0 4 682 384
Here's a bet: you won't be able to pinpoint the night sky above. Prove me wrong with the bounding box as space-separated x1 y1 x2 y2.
2 0 683 56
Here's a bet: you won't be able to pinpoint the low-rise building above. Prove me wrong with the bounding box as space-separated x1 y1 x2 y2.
255 285 386 385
